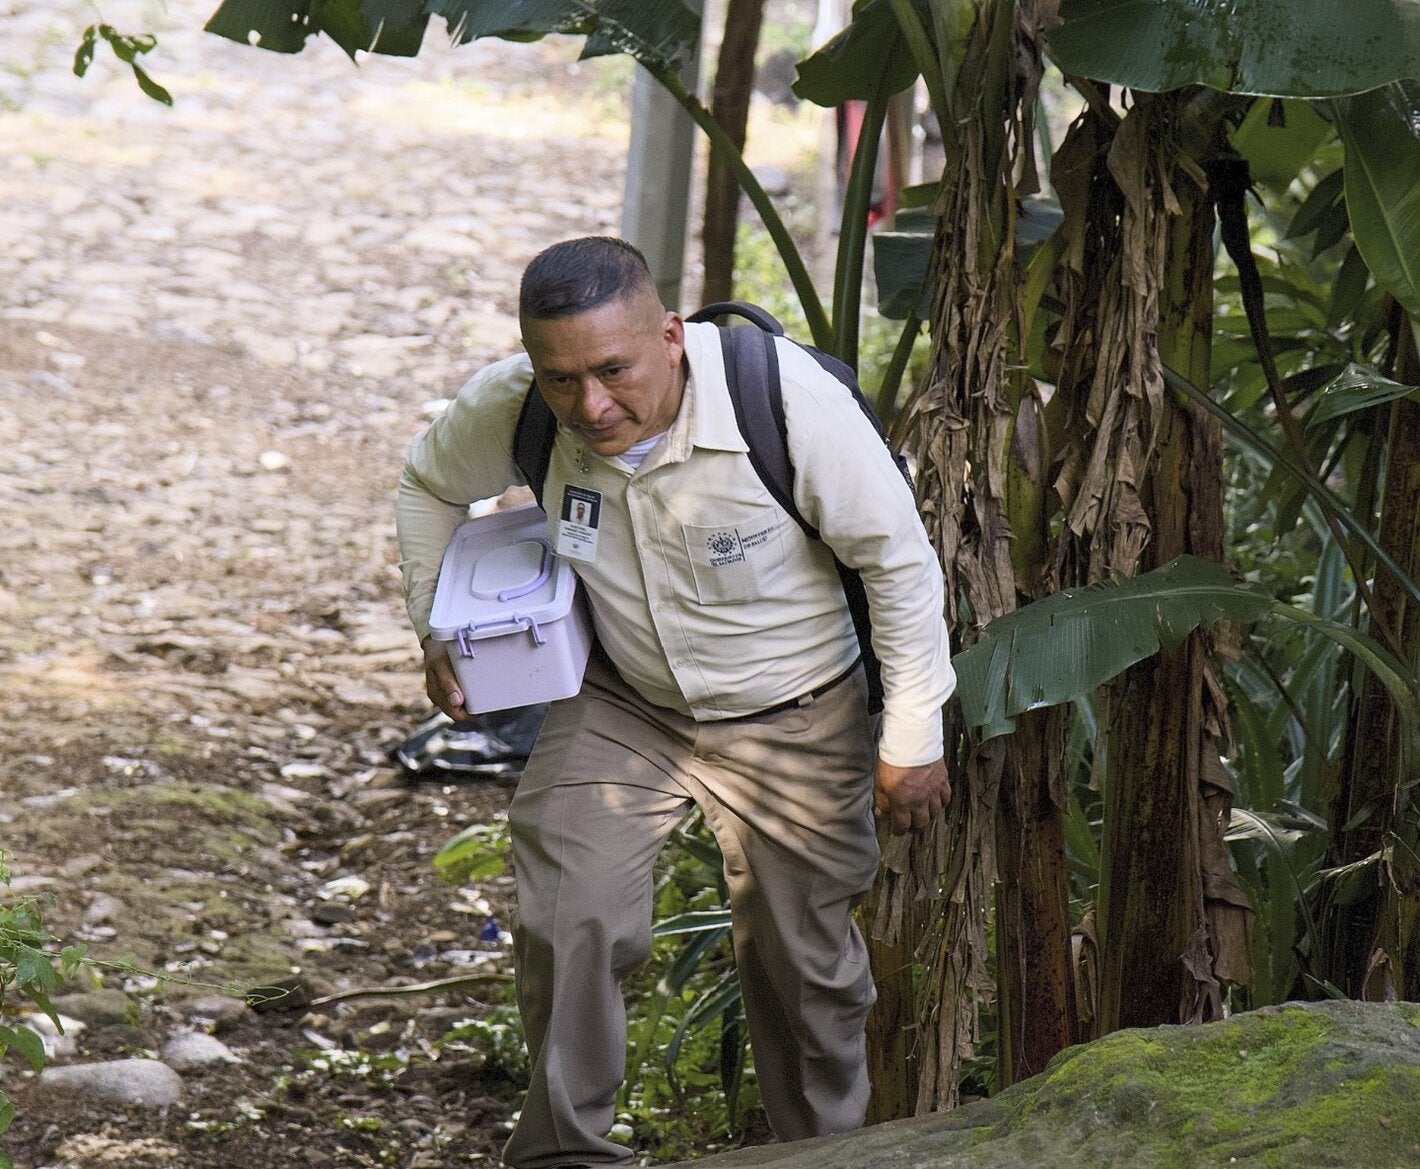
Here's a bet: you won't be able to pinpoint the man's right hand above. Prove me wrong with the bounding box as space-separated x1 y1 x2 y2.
423 637 471 721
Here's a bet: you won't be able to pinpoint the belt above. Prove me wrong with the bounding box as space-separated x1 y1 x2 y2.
715 656 864 723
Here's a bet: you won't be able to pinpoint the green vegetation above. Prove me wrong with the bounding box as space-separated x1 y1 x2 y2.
436 808 756 1157
72 24 172 105
0 852 83 1169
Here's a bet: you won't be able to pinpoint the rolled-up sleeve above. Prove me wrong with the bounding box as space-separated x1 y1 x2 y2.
396 354 532 642
777 342 955 767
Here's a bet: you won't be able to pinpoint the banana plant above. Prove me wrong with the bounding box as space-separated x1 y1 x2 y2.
953 554 1419 745
205 0 699 63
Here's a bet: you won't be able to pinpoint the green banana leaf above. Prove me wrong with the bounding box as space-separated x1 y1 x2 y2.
206 0 430 56
651 910 733 938
1285 168 1347 244
1226 808 1323 885
1334 82 1420 319
432 0 698 63
1048 0 1420 98
1230 98 1335 194
1165 365 1420 608
953 556 1276 739
205 0 700 67
1306 363 1420 429
792 0 926 106
1221 672 1287 814
954 555 1420 743
1225 805 1326 1004
872 226 934 321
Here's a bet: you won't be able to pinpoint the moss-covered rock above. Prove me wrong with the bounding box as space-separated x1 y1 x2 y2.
679 1001 1420 1169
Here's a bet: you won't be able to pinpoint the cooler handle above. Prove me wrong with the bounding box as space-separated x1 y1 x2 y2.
470 540 554 603
456 612 547 658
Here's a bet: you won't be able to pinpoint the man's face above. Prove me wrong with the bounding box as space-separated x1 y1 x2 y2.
523 289 686 457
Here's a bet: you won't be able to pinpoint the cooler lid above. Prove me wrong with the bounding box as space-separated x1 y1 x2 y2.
428 507 579 642
470 539 553 602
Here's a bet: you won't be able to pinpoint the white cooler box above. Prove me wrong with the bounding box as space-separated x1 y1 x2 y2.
428 504 593 714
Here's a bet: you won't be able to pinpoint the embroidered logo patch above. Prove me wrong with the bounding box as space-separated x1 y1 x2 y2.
705 530 745 567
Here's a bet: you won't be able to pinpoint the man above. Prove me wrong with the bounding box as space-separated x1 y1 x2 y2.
398 236 953 1168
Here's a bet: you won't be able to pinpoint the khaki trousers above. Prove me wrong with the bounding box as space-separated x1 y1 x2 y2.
501 657 880 1169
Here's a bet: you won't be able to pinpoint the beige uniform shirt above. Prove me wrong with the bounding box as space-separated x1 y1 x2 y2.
397 321 954 767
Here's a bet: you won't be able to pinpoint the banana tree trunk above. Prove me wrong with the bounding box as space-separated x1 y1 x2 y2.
862 893 920 1122
1051 90 1242 1033
887 0 1059 1106
1326 312 1420 998
995 706 1076 1081
1376 380 1420 999
1101 116 1238 1032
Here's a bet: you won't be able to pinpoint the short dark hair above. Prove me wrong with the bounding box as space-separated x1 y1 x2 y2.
519 236 656 321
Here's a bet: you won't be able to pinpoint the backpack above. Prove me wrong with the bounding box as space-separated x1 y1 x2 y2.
511 300 912 714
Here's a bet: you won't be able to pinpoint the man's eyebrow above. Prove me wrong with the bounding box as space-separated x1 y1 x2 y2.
539 354 633 378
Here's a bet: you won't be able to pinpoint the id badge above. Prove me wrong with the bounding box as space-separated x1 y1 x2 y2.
555 485 602 563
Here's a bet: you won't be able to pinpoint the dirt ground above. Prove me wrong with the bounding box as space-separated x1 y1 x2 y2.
0 4 819 1166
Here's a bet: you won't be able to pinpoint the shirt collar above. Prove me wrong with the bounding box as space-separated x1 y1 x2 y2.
664 320 749 462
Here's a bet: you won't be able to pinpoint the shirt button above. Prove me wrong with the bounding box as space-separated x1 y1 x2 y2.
673 657 688 668
656 601 673 612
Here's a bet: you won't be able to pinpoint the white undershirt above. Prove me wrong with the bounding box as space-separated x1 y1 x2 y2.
617 432 666 470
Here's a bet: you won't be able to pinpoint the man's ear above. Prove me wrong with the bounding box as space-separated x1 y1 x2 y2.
662 311 686 366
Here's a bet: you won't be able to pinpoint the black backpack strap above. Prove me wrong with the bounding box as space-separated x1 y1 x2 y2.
687 300 786 335
715 324 819 541
835 564 882 713
691 302 911 495
512 375 558 509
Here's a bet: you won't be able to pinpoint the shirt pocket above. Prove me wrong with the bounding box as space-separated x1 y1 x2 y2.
682 509 785 605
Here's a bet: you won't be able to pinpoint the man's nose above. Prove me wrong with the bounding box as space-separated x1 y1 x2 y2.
573 379 613 422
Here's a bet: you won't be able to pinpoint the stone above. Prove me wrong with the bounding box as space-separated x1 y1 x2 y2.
50 989 136 1028
246 976 314 1014
187 994 249 1033
88 1023 158 1055
37 1058 183 1108
161 1032 244 1070
666 1002 1420 1169
319 875 371 900
54 1135 185 1165
83 891 126 925
17 1012 84 1060
312 901 354 926
280 761 326 780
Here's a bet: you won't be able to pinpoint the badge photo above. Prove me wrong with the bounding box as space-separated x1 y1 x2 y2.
556 484 603 563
